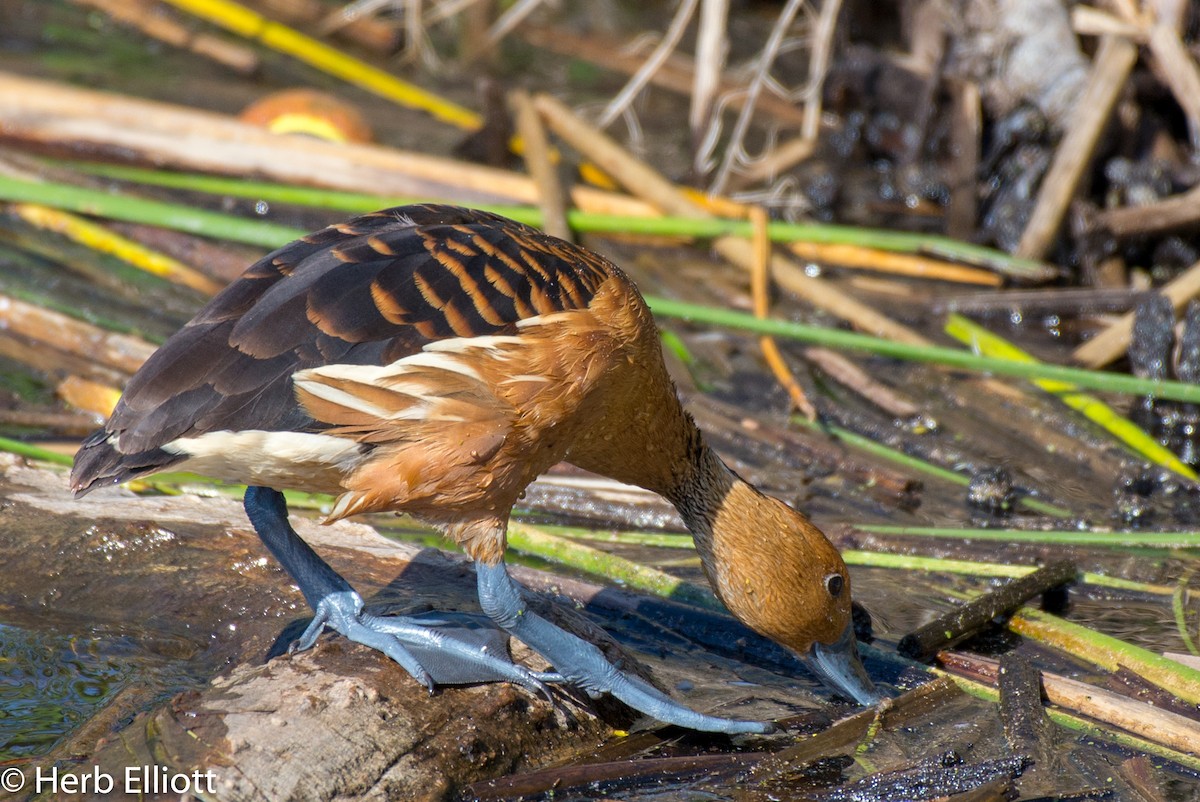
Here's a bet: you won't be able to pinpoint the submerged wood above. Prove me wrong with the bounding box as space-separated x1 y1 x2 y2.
898 561 1077 662
465 752 766 800
814 753 1029 802
941 652 1200 758
998 653 1052 766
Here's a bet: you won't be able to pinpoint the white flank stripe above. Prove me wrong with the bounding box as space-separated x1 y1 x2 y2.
295 363 392 384
501 374 551 384
293 376 391 419
515 312 572 329
426 335 523 353
397 352 483 381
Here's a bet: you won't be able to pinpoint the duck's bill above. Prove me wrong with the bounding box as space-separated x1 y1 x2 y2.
801 620 887 706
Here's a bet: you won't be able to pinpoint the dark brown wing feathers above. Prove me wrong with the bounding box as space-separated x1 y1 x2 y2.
71 204 615 494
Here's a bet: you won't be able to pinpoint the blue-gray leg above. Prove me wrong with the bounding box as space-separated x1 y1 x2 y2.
475 560 775 734
242 486 556 694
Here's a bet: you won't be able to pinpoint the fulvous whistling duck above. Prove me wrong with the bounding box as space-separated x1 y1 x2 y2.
72 204 883 733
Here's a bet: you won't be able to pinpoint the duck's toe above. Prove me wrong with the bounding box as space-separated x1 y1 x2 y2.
294 596 555 697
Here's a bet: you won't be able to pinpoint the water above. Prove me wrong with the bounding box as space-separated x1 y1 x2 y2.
0 622 129 759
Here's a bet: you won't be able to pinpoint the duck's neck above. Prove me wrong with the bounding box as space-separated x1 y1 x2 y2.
664 440 738 559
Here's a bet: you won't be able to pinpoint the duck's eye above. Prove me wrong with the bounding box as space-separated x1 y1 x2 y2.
825 573 844 598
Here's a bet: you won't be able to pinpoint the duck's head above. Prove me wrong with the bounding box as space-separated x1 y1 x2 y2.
705 484 885 706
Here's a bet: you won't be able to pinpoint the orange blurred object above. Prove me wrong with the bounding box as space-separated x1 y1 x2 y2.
239 88 373 144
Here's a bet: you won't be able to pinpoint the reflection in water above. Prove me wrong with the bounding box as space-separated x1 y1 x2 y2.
0 623 128 759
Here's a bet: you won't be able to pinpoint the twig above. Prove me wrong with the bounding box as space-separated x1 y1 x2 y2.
532 92 934 345
400 0 432 66
735 0 843 183
1073 258 1200 368
1015 35 1139 260
1071 6 1145 40
897 561 1077 663
944 666 1200 772
0 293 156 376
1097 182 1200 238
690 0 729 141
509 90 572 242
520 24 810 129
750 206 817 418
998 654 1049 761
597 0 698 130
533 92 708 219
802 347 921 419
73 0 259 73
1008 608 1200 705
946 80 981 240
788 241 1001 286
0 72 656 216
1146 22 1200 150
734 138 817 185
485 0 548 45
57 376 121 418
709 0 806 194
943 652 1200 758
935 286 1145 315
159 0 480 128
0 331 124 387
273 0 401 52
0 410 99 436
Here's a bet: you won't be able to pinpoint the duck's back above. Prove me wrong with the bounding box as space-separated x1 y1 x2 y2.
71 204 625 504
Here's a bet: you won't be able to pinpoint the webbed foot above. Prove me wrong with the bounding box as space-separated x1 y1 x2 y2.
476 560 775 734
244 487 556 697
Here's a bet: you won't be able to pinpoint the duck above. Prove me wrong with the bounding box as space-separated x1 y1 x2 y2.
71 203 883 733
